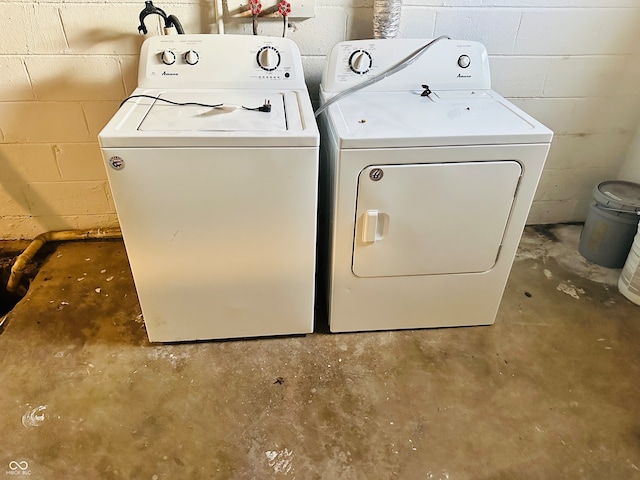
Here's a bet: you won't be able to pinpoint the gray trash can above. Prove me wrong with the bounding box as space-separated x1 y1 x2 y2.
578 180 640 268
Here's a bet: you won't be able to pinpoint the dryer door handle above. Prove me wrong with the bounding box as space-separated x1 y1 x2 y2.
363 210 379 243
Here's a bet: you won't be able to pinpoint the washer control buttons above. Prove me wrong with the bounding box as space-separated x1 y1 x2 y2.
161 50 176 65
184 50 199 65
457 55 471 68
257 46 281 71
349 50 372 75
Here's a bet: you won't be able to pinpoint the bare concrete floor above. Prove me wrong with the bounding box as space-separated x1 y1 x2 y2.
1 224 639 479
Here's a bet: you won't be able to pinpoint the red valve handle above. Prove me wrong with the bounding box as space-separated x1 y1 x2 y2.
250 0 262 15
278 0 291 16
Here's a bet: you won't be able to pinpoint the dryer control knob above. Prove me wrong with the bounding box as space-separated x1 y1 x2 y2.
184 50 199 65
161 50 176 65
257 46 281 71
458 55 471 68
349 50 372 75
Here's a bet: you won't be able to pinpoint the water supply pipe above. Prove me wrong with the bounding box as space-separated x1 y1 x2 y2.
6 228 122 297
216 0 225 33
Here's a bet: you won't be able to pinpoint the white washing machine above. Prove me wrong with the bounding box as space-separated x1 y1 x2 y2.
99 34 319 342
318 38 553 333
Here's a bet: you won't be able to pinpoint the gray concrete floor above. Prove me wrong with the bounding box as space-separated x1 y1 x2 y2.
1 224 639 479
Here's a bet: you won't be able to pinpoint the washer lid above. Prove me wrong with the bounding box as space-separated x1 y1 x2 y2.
594 181 640 213
98 88 319 148
322 90 553 148
138 92 287 132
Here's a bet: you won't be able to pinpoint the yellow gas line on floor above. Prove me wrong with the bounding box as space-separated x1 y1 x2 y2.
6 228 122 297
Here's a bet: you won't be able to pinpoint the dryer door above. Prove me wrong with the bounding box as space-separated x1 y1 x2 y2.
352 161 522 278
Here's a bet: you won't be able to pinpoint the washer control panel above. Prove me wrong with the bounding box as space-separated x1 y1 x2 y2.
321 38 491 93
139 34 304 89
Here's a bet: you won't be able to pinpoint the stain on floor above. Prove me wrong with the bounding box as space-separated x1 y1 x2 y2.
1 225 639 479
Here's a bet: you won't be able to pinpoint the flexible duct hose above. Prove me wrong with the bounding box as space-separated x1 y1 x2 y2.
6 228 122 297
373 0 402 39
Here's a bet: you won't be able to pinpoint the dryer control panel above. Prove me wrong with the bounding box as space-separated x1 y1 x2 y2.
138 34 305 89
321 38 491 93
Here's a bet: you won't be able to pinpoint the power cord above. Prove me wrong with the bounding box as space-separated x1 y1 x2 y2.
119 94 272 112
243 100 272 112
314 35 450 118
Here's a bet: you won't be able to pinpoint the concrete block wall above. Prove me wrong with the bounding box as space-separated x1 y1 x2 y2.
618 124 640 184
1 0 640 239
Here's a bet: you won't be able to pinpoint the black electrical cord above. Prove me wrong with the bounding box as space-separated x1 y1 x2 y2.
120 94 221 108
119 94 272 112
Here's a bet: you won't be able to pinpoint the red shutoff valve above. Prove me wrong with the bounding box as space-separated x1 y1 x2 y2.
249 0 262 15
278 0 291 16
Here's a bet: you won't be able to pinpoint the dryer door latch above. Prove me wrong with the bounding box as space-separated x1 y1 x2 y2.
363 210 379 243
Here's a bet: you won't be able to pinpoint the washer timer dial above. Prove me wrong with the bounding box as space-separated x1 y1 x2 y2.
257 46 281 71
161 50 176 65
349 50 372 75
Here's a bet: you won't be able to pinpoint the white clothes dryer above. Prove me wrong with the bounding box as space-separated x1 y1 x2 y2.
99 34 319 342
318 38 553 333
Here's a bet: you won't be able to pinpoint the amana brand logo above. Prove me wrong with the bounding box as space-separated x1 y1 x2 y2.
162 71 179 76
457 74 471 78
109 156 125 171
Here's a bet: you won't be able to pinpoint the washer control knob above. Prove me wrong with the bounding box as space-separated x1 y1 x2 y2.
257 46 281 71
349 50 372 75
184 50 199 65
161 50 176 65
458 55 471 68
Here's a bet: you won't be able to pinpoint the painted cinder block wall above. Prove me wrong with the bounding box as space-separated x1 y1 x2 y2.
1 0 640 239
619 124 640 184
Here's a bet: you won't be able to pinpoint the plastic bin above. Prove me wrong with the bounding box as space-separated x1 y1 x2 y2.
578 181 640 268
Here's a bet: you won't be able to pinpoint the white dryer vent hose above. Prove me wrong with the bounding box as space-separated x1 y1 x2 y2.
373 0 403 39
